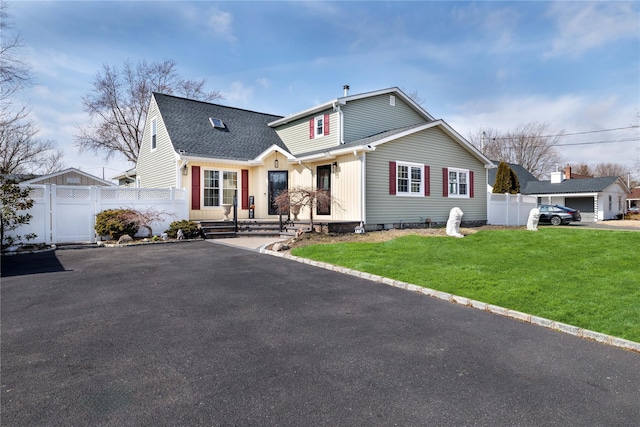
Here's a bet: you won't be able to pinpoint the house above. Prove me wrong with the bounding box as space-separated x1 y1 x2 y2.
628 187 640 210
136 87 494 229
112 168 137 187
489 163 630 222
20 168 115 187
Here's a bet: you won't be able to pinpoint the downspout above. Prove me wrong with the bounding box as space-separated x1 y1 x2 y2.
333 102 344 145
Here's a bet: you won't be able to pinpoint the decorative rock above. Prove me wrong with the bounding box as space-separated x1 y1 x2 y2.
176 229 185 240
527 207 540 231
117 234 134 244
161 232 168 241
272 242 290 252
446 207 464 238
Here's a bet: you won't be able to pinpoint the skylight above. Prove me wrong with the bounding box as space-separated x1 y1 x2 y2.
209 117 225 129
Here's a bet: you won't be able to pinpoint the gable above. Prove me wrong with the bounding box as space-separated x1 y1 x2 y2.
342 93 428 143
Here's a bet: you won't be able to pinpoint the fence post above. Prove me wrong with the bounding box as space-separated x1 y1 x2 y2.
44 184 52 244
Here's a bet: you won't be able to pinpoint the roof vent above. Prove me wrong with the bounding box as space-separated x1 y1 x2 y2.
209 117 225 129
343 85 350 96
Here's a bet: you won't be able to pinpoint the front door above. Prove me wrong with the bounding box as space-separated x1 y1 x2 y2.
268 171 288 215
317 165 331 215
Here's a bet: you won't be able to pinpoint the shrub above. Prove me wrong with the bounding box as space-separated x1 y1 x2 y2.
95 209 140 240
165 220 202 239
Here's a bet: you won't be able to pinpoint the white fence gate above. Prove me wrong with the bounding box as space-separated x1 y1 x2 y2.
13 185 188 244
487 193 538 226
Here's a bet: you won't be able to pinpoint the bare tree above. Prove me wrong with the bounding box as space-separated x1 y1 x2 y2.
573 163 592 176
273 186 339 231
75 59 222 164
591 163 629 178
469 123 563 179
0 2 65 175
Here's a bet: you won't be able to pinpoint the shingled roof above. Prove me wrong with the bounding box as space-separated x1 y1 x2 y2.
487 162 538 187
154 93 286 161
522 176 625 195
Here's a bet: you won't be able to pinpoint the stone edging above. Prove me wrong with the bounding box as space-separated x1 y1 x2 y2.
262 248 640 354
98 238 203 248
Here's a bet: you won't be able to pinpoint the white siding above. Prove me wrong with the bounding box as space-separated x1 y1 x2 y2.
137 97 179 188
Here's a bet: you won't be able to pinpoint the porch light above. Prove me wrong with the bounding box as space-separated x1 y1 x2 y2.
182 165 188 175
274 153 279 169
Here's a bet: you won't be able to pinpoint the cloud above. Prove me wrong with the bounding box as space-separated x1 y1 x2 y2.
545 2 639 58
182 5 236 42
222 81 253 104
447 93 639 167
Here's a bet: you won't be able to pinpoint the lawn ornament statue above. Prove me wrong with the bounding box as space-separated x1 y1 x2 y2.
446 207 464 238
527 208 540 231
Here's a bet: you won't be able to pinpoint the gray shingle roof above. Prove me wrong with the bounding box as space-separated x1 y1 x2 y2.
488 162 538 187
522 176 621 194
154 93 287 160
294 124 422 158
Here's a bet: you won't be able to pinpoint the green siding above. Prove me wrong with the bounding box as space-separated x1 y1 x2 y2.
275 109 339 155
137 97 178 188
344 94 426 143
366 127 487 225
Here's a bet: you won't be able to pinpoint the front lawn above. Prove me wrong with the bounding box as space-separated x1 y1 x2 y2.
291 228 639 342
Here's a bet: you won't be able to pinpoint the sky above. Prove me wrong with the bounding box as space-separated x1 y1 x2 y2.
8 0 640 182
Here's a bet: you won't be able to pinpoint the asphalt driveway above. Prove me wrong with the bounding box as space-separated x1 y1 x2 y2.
2 241 639 426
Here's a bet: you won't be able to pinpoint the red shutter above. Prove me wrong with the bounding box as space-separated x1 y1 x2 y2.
469 171 474 198
389 161 396 195
309 118 315 139
442 168 448 197
191 166 201 210
241 169 249 209
324 113 330 135
424 165 430 196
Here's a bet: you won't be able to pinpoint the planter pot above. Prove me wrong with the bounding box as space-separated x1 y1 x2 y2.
222 204 232 220
291 205 300 221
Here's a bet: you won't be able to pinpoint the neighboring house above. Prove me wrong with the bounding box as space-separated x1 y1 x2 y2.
628 187 640 209
21 168 115 187
112 168 137 187
488 164 630 222
136 87 494 228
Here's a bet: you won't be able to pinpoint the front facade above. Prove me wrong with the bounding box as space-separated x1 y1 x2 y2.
136 87 494 228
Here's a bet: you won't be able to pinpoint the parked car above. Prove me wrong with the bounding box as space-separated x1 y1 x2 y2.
549 204 581 222
628 206 640 214
538 204 575 226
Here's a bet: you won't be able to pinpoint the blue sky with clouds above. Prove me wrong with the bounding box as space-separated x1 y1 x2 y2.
9 1 640 181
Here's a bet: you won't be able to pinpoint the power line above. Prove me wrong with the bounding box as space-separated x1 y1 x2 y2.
555 137 640 147
489 125 639 141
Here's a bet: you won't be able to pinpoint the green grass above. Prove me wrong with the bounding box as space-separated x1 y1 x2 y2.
291 229 640 342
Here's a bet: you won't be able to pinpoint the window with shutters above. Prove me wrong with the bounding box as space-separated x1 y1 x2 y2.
448 168 469 198
203 170 237 207
310 114 330 139
396 162 423 196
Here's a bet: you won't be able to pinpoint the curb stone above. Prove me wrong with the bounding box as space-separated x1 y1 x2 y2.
262 248 640 354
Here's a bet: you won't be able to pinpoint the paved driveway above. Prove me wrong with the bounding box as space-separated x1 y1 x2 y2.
2 242 639 426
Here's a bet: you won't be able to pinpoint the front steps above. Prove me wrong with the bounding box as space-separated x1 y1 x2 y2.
199 220 302 239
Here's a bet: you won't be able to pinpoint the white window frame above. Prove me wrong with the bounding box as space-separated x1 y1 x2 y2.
314 115 325 138
151 118 157 151
448 168 469 198
202 169 238 208
396 161 423 197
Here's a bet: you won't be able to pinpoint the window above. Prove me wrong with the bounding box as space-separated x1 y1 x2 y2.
309 114 330 139
203 170 237 207
396 162 423 196
447 168 469 198
609 195 612 211
151 118 157 150
209 117 225 128
390 95 395 106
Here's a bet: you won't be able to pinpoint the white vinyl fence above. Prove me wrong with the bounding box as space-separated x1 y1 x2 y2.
12 185 188 244
487 193 538 226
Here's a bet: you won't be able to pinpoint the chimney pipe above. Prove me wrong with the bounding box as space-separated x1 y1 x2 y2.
564 164 571 180
343 85 350 97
